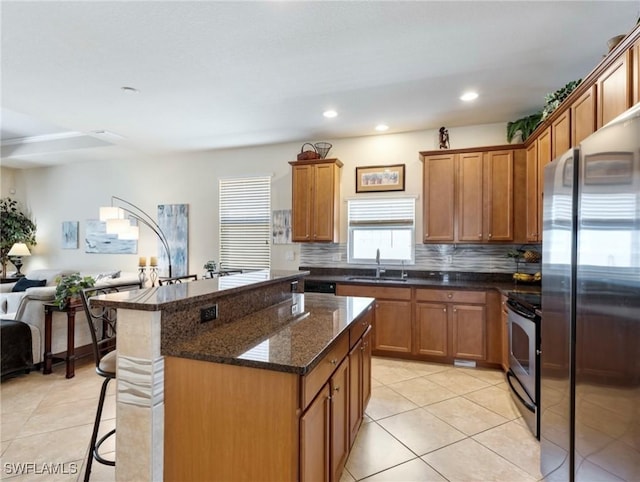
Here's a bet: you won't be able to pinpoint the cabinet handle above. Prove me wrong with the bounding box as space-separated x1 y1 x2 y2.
334 386 340 393
330 359 338 365
478 234 482 238
443 308 447 312
453 308 457 312
447 293 453 299
361 345 365 351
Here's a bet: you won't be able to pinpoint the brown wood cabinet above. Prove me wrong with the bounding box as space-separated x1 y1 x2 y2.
336 284 412 355
634 39 640 105
414 289 487 362
536 127 552 242
329 358 349 482
421 147 516 244
551 109 571 159
348 314 372 448
422 153 456 242
597 49 632 128
525 142 539 242
571 85 597 145
290 158 342 242
301 384 331 482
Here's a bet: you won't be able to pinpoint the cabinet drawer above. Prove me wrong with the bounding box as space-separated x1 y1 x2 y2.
416 288 486 304
302 333 349 410
349 304 373 348
336 284 412 300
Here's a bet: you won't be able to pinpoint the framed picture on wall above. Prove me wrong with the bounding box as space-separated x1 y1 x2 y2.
356 164 405 193
62 221 79 249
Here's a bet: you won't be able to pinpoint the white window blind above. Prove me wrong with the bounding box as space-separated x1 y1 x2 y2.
219 176 271 271
348 197 415 264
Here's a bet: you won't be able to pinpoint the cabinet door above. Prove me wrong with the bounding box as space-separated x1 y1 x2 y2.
300 384 330 482
292 165 313 242
598 49 632 128
552 110 571 159
423 154 455 242
330 358 349 482
484 150 514 241
451 304 486 360
415 302 449 357
571 85 596 145
313 163 338 242
374 300 412 353
634 40 640 105
348 339 362 448
457 152 484 242
362 326 372 409
537 127 552 242
525 142 539 242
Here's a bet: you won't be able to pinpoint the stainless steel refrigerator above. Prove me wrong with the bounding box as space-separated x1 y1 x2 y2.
540 103 640 482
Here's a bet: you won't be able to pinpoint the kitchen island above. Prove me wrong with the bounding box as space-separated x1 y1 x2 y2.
90 270 374 482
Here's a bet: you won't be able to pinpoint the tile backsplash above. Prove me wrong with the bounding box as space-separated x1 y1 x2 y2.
299 243 540 274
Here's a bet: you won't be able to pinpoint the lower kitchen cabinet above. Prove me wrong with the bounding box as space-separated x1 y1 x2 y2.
348 326 372 447
336 284 412 355
501 294 509 371
330 358 349 481
414 289 487 362
301 384 331 482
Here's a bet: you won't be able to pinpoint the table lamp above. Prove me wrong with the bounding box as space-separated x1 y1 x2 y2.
8 242 31 277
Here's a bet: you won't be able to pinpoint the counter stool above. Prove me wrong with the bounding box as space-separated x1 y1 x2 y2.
80 282 141 481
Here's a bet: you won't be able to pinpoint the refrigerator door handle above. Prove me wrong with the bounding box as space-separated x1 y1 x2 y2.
507 371 535 413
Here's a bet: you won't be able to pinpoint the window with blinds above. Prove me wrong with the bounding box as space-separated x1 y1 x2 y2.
348 197 415 264
219 176 271 270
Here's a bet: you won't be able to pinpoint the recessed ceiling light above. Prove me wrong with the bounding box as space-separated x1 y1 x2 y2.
323 110 338 118
375 124 389 132
120 86 140 94
460 91 478 101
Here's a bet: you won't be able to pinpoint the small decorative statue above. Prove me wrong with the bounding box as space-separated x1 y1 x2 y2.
439 127 450 149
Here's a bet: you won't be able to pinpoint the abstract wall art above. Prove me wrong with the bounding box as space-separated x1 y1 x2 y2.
62 221 79 249
157 204 189 277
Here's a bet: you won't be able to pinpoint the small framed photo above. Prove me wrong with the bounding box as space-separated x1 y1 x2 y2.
356 164 405 193
61 221 79 249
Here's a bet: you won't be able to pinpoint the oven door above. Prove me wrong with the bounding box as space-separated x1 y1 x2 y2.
507 300 537 402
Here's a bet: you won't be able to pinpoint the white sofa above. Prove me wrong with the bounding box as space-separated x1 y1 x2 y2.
0 269 140 367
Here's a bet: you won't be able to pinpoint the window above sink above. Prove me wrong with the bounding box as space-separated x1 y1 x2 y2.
347 197 415 266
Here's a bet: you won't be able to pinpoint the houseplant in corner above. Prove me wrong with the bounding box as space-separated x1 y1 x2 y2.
0 198 37 277
54 273 96 308
506 111 543 143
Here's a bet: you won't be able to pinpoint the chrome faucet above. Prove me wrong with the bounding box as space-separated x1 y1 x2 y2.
375 249 385 278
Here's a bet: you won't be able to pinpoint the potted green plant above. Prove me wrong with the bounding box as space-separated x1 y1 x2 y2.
54 273 96 308
540 79 581 121
0 198 37 277
203 260 217 278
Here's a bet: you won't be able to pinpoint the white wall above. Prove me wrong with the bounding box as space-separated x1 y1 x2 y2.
10 122 507 274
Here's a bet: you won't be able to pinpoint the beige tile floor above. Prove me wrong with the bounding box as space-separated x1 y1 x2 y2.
1 356 541 481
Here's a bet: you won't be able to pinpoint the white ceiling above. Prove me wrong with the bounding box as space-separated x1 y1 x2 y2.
1 1 638 169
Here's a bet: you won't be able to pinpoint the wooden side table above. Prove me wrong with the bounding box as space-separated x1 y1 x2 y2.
43 301 83 378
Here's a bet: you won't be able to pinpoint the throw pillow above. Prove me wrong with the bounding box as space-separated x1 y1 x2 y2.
11 277 47 292
94 270 121 282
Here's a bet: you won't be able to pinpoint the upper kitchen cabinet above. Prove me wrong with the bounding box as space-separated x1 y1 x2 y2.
571 85 597 145
634 38 640 105
551 110 571 159
420 147 519 244
525 142 539 242
422 153 456 242
290 159 342 242
597 49 632 128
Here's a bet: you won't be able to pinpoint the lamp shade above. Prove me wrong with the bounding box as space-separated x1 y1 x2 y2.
99 206 125 222
8 243 31 257
106 218 131 235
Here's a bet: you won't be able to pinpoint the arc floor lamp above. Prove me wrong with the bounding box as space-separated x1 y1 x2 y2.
99 196 172 277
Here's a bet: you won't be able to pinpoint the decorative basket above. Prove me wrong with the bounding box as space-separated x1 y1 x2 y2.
297 143 320 161
314 142 332 159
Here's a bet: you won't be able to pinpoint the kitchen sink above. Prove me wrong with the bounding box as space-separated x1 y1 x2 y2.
347 276 408 283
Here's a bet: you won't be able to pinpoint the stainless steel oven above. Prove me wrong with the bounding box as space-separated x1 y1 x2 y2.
506 295 540 439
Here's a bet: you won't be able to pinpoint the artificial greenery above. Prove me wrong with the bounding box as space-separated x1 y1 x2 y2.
0 198 37 277
54 273 95 308
506 112 543 143
507 78 582 143
541 79 582 121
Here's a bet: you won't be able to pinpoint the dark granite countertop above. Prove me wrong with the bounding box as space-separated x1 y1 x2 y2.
91 269 308 311
164 293 375 375
301 268 541 297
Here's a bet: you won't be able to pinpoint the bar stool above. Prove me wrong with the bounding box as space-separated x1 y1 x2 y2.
80 282 141 481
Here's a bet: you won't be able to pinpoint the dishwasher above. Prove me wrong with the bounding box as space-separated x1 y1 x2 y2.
303 279 337 294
